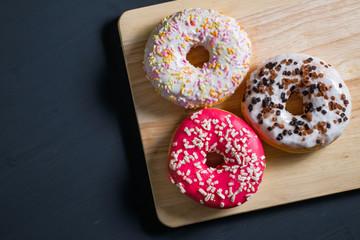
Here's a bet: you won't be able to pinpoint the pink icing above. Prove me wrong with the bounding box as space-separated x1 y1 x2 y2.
168 109 266 209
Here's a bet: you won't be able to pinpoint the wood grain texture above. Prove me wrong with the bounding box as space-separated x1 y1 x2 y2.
118 0 360 227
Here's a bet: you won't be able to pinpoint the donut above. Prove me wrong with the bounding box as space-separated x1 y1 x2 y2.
168 109 265 209
241 53 352 153
143 8 251 109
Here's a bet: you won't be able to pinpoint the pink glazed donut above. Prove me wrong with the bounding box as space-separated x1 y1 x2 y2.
168 109 266 209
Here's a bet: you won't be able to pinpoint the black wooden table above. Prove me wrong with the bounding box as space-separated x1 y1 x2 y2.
1 0 359 239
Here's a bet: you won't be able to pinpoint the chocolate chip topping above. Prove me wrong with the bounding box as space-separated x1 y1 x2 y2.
244 54 350 146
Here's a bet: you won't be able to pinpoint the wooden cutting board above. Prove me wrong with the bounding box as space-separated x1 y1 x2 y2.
118 0 360 227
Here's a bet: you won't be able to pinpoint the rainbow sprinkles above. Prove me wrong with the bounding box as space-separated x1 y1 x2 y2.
143 8 251 108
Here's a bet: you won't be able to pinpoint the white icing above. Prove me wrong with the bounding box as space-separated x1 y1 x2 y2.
143 8 251 108
243 53 351 150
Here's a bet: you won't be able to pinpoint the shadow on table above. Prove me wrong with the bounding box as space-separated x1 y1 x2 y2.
100 18 168 234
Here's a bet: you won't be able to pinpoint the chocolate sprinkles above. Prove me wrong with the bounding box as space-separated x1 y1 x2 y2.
244 54 350 149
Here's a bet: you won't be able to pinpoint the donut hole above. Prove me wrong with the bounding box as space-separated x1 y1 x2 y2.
186 46 210 68
286 93 304 115
206 152 225 168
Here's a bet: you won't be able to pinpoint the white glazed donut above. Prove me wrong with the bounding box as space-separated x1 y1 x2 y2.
143 8 251 109
241 53 351 153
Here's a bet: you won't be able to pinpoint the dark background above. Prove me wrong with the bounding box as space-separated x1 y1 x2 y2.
1 0 359 239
